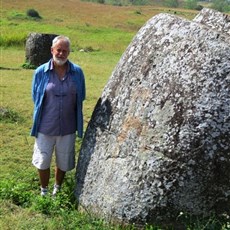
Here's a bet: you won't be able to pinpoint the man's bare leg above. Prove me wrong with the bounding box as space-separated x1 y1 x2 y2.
38 168 50 188
52 167 66 195
55 167 66 186
38 168 50 195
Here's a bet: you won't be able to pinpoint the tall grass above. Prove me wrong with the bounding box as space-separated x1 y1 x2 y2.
0 34 26 47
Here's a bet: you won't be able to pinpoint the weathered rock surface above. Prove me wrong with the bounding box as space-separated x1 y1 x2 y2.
75 8 230 225
25 33 58 67
193 7 230 36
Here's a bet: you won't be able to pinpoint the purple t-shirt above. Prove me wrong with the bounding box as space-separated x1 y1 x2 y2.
38 67 77 136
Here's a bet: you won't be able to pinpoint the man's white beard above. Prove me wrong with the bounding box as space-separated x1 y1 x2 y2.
53 56 67 66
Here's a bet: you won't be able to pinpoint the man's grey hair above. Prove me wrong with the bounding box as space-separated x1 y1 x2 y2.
52 35 71 48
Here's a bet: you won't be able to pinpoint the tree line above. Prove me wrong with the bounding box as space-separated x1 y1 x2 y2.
164 0 230 12
83 0 230 12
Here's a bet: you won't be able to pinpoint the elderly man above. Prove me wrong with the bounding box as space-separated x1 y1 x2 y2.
31 35 85 196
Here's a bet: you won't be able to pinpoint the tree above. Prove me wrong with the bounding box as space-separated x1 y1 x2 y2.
184 0 198 9
212 0 230 12
164 0 179 8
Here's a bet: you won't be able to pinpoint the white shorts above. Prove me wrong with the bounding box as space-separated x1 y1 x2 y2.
32 132 76 171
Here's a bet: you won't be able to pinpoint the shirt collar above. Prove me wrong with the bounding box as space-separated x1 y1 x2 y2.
44 59 72 73
49 59 70 72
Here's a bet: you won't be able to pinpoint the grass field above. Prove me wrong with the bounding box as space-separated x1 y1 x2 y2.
1 0 228 229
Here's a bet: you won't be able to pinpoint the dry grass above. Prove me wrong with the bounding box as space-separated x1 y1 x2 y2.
2 0 159 27
2 0 197 30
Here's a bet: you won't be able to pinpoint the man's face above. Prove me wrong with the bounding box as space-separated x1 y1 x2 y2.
51 40 70 66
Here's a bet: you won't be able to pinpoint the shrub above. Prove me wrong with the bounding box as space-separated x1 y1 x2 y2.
211 0 230 12
135 10 142 15
26 9 42 19
195 5 203 11
97 0 105 4
22 62 37 69
164 0 179 8
0 107 23 123
184 0 198 10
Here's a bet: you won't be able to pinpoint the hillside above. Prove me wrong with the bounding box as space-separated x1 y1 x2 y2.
1 0 198 52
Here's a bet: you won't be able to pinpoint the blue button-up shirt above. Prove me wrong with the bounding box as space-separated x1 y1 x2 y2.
31 59 85 138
